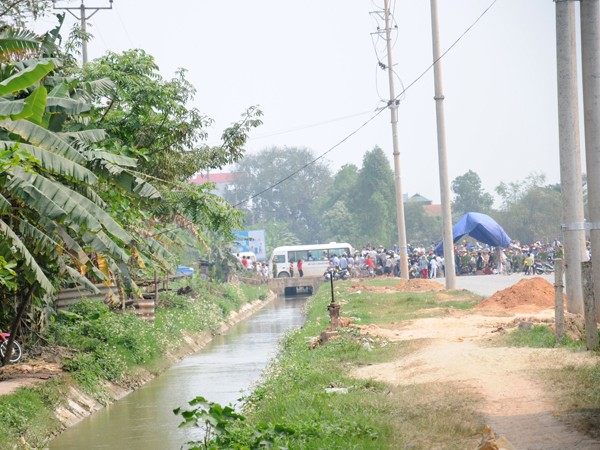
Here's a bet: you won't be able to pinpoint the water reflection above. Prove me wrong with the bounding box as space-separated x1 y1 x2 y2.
49 294 307 450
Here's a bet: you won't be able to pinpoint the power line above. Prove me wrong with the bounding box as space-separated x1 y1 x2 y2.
233 0 498 208
248 109 375 140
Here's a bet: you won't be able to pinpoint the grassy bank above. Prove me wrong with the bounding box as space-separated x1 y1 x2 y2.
177 279 484 449
0 278 268 450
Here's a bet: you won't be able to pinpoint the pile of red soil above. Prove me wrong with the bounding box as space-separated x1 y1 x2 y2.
474 277 561 313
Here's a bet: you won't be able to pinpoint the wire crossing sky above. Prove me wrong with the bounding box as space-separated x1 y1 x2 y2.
40 1 563 205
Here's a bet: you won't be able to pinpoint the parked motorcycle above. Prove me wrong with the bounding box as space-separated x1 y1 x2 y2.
0 331 22 364
359 264 375 278
534 257 554 275
323 267 351 282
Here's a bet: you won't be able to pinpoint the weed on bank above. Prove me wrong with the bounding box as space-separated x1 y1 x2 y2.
0 278 268 449
178 280 483 449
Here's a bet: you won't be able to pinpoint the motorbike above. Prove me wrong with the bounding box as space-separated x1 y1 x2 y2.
0 331 22 364
324 267 351 282
359 264 375 278
534 257 554 275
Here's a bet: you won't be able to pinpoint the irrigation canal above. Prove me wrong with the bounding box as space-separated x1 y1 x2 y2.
49 294 308 450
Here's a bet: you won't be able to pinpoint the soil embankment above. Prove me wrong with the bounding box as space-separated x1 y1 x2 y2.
0 294 274 431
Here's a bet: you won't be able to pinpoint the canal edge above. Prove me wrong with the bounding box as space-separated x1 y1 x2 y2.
51 291 277 434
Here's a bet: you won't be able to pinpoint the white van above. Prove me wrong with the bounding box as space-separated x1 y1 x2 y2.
269 243 353 278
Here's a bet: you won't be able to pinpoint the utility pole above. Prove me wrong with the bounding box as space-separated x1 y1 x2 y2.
380 0 409 279
52 0 114 65
580 0 600 321
555 0 586 314
429 0 455 289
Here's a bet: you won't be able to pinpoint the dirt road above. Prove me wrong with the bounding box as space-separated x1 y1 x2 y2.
352 276 600 450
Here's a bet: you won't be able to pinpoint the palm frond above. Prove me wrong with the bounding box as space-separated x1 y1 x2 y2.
0 59 54 96
0 141 97 184
0 218 54 293
0 28 41 56
0 119 86 164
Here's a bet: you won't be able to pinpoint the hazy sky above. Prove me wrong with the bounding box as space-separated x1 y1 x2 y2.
38 1 567 204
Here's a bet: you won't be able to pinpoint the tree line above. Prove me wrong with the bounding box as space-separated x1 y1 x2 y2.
228 147 567 253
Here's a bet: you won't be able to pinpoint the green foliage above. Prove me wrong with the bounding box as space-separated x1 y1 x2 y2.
0 2 52 28
451 169 494 217
48 300 158 390
350 147 397 246
229 146 332 243
503 324 585 349
404 201 441 245
493 180 562 243
0 384 62 448
0 255 17 291
175 396 294 450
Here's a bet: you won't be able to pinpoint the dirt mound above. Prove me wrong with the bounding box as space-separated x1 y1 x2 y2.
474 277 559 313
350 279 445 294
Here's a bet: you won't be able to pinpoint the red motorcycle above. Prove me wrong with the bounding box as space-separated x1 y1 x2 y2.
0 331 22 364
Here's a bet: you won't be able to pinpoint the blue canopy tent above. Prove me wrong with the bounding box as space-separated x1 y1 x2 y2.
434 212 511 255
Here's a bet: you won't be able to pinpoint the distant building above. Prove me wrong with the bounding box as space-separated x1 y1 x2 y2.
406 193 432 205
405 193 442 217
189 172 239 198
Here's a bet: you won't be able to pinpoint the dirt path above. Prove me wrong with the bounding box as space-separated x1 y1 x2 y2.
351 297 600 450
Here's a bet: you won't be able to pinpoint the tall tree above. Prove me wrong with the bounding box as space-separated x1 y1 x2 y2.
229 146 332 244
451 170 494 217
349 147 396 247
80 50 263 183
493 173 562 243
0 0 51 28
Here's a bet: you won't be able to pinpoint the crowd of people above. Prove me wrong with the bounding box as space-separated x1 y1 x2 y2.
237 237 589 281
335 238 576 280
236 254 270 282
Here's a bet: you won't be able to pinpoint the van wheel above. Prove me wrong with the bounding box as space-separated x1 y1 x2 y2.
278 272 290 278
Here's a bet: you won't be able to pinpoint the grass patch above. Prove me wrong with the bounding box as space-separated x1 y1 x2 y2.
185 282 483 449
544 361 600 439
0 379 67 449
502 324 585 350
328 281 480 325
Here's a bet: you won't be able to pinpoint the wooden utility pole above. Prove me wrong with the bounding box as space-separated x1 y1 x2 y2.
555 0 586 315
554 259 565 344
581 261 598 350
429 0 455 289
52 0 114 65
580 0 600 321
383 0 409 279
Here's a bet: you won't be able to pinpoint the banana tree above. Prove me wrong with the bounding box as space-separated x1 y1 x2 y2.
0 29 159 360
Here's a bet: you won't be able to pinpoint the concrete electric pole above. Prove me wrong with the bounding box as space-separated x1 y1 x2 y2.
429 0 456 289
52 0 114 65
380 0 410 279
580 0 600 321
555 0 586 315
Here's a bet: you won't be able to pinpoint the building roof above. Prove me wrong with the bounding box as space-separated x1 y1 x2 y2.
406 193 432 204
423 204 442 217
189 172 238 184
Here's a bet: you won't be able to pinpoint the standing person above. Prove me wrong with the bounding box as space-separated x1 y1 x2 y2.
429 256 438 279
365 254 374 274
419 254 428 279
476 252 484 271
523 253 534 275
289 261 295 277
455 251 461 275
297 259 304 277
